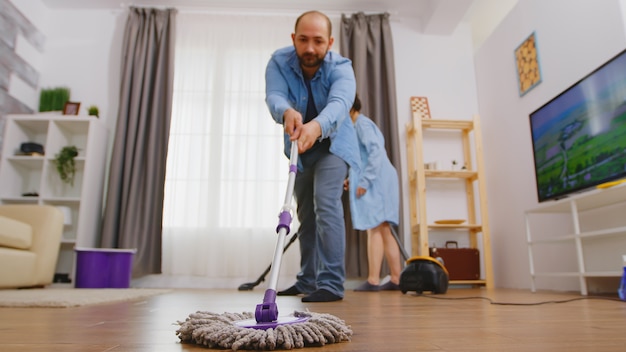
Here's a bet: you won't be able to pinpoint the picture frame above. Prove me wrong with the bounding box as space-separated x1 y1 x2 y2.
410 96 432 119
63 101 81 115
514 32 542 96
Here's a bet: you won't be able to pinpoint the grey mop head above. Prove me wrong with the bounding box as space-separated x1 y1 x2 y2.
176 310 352 350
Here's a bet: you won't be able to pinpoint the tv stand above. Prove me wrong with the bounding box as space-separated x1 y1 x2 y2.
551 195 569 201
524 181 626 295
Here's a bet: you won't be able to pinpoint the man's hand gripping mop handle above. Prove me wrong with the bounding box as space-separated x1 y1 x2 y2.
255 142 298 323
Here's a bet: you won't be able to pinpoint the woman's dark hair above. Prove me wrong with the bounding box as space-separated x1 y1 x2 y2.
352 94 362 112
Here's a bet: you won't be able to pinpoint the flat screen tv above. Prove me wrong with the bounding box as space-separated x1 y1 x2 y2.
529 48 626 202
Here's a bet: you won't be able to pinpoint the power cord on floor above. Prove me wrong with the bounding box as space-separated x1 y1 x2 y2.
412 294 624 306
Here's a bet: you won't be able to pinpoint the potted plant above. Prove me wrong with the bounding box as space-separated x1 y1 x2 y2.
87 105 99 117
54 146 79 186
39 87 71 112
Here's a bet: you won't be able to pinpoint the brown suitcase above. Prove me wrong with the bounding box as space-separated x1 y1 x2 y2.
429 241 480 280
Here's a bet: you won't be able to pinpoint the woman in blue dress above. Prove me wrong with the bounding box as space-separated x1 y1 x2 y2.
347 95 402 291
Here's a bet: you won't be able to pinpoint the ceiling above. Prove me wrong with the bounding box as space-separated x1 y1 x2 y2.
39 0 478 35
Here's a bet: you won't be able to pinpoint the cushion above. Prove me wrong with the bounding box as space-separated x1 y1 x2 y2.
0 215 33 249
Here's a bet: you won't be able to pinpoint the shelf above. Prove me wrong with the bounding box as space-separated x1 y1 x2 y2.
579 226 626 238
430 224 482 230
409 170 478 181
406 98 493 289
583 271 622 277
450 279 487 285
425 169 477 179
528 182 626 213
529 234 577 244
533 271 621 278
42 197 82 203
6 155 45 164
0 197 39 204
61 238 77 245
412 224 483 232
525 181 626 295
421 119 473 130
529 227 626 245
533 272 582 277
0 114 109 284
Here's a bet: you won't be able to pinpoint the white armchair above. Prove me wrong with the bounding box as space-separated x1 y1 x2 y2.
0 205 64 288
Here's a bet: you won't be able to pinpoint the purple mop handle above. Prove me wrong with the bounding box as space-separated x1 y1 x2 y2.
256 142 298 323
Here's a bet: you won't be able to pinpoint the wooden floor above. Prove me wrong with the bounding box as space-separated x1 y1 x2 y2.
0 286 625 351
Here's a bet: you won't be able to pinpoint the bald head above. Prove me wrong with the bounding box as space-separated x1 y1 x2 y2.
295 11 332 39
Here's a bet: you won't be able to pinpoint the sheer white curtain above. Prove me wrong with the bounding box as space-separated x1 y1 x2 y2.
162 13 301 284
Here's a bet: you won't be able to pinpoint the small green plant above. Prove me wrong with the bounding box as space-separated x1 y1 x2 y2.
39 87 71 112
87 105 99 117
54 146 79 186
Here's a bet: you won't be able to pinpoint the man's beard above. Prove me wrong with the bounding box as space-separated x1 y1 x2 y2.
298 51 326 68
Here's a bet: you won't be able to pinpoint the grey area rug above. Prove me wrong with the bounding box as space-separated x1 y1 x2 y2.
0 288 171 308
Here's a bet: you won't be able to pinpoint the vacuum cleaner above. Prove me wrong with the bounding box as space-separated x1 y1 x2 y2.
390 227 449 294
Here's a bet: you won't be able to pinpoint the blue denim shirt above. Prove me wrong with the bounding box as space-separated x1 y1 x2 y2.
265 46 361 174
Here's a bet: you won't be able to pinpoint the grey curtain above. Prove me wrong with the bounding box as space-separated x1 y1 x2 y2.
340 12 401 277
100 7 176 277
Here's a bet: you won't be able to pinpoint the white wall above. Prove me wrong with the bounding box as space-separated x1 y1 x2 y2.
5 0 47 111
39 8 123 128
466 0 517 51
394 22 478 120
475 0 626 290
393 20 481 252
10 0 124 135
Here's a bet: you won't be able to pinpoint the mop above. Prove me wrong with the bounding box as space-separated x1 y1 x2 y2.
176 143 353 350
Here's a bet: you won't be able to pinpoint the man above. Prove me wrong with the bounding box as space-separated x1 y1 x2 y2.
265 10 360 302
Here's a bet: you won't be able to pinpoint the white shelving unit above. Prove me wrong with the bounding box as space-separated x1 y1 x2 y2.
0 113 109 282
525 181 626 295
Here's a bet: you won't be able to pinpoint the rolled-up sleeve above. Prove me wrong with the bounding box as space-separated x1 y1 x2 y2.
315 59 356 139
265 56 293 125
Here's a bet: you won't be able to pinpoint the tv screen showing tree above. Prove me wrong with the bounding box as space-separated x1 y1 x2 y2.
529 48 626 202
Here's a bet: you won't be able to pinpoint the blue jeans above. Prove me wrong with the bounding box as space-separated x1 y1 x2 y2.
293 152 348 297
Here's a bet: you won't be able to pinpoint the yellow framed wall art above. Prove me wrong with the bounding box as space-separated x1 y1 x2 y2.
515 32 542 96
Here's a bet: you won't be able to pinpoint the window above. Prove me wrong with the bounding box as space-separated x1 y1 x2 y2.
162 13 300 279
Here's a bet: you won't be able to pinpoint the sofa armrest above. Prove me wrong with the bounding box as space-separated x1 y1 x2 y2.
0 205 64 286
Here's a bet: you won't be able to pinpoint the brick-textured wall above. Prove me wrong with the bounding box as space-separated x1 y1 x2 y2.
0 0 45 156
